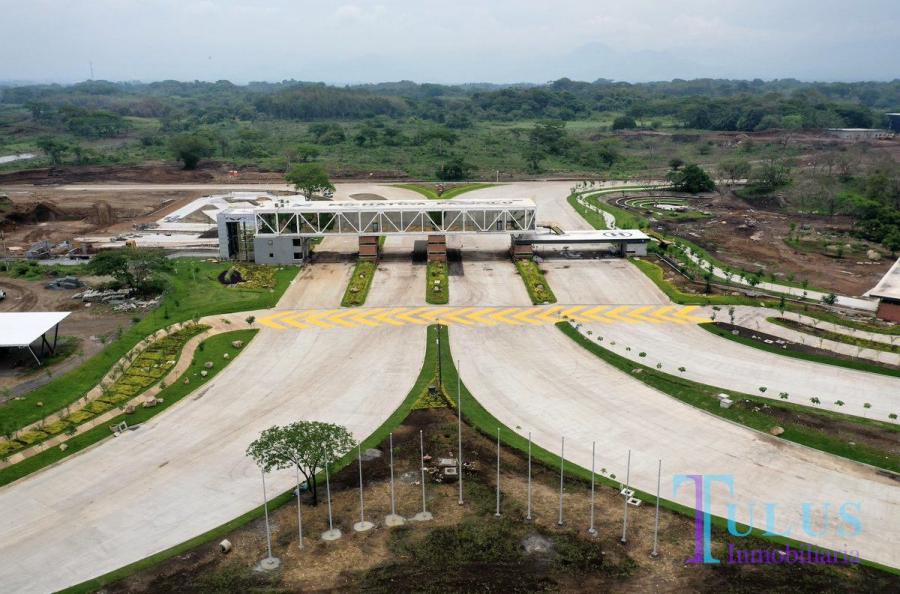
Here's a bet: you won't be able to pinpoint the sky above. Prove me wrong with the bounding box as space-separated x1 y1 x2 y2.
1 0 898 84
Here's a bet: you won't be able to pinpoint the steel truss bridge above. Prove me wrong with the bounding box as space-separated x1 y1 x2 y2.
252 199 536 237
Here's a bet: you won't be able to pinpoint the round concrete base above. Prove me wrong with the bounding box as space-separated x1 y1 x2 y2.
258 556 281 571
588 528 598 537
321 528 342 541
412 511 433 522
384 513 406 527
353 520 375 532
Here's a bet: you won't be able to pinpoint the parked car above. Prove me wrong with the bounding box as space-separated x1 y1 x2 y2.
0 289 6 301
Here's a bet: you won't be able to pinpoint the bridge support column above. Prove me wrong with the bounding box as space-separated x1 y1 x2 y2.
427 235 447 262
510 236 533 260
359 236 380 262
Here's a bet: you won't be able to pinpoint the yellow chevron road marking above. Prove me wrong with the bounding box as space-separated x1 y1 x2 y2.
581 305 610 322
468 307 499 326
304 310 334 329
259 305 707 331
373 308 406 326
560 305 587 321
347 308 382 327
282 311 312 329
512 307 544 325
535 305 564 323
649 305 680 324
325 309 356 328
491 307 522 325
627 305 660 324
395 307 432 325
675 306 709 323
258 311 292 330
443 307 478 326
605 305 637 323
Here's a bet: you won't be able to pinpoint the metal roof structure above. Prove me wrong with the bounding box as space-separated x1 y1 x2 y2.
514 230 650 244
0 312 69 365
0 312 70 347
864 257 900 302
241 198 537 237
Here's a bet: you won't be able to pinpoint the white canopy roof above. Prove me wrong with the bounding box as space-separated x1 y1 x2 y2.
0 312 70 347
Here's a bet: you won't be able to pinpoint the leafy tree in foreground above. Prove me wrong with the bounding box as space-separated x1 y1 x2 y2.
246 421 355 505
611 115 637 130
88 248 170 295
169 133 214 170
667 163 716 193
435 156 473 181
286 163 335 198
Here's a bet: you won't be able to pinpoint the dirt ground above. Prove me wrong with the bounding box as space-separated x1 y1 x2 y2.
0 185 215 249
0 274 132 393
106 408 897 594
643 191 892 296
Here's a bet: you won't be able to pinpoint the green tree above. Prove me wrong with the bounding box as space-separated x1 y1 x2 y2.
611 115 637 130
294 144 321 163
286 163 335 198
667 163 715 193
169 133 214 170
36 137 71 165
435 156 473 181
246 421 355 505
719 158 752 185
88 248 170 294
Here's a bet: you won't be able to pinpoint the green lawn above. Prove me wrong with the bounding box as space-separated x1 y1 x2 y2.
341 260 376 307
0 261 298 433
514 259 556 304
629 258 771 306
768 317 899 353
794 309 900 336
0 330 258 487
426 261 449 304
699 322 900 379
394 182 496 200
566 193 608 229
558 323 898 472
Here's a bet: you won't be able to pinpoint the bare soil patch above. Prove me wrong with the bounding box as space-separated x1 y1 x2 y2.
106 408 897 593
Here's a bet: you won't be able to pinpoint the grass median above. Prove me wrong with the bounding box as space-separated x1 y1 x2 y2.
558 322 899 472
699 322 900 379
426 261 449 304
514 259 556 304
341 260 376 307
394 182 495 200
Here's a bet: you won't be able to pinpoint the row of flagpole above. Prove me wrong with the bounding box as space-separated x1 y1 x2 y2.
256 358 665 567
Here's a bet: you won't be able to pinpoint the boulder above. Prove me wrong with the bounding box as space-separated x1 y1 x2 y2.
867 249 882 261
204 361 214 369
223 353 230 359
769 426 785 436
200 370 209 377
232 340 244 348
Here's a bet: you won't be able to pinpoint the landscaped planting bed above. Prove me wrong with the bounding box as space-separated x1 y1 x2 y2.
341 260 377 307
0 324 209 459
426 261 449 304
515 259 556 304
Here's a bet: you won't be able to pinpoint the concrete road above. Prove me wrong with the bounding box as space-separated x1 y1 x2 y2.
368 260 427 307
450 324 900 569
451 255 532 307
0 324 425 593
544 259 668 305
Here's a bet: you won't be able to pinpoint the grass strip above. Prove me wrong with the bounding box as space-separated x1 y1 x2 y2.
0 261 298 433
630 257 771 306
768 317 899 354
426 260 449 304
341 260 377 307
566 193 607 229
699 322 900 379
789 309 900 337
514 259 556 304
558 322 898 472
0 330 259 488
61 325 437 594
437 323 898 576
394 182 495 200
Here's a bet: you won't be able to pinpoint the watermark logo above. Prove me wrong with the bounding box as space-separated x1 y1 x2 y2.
674 474 861 565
